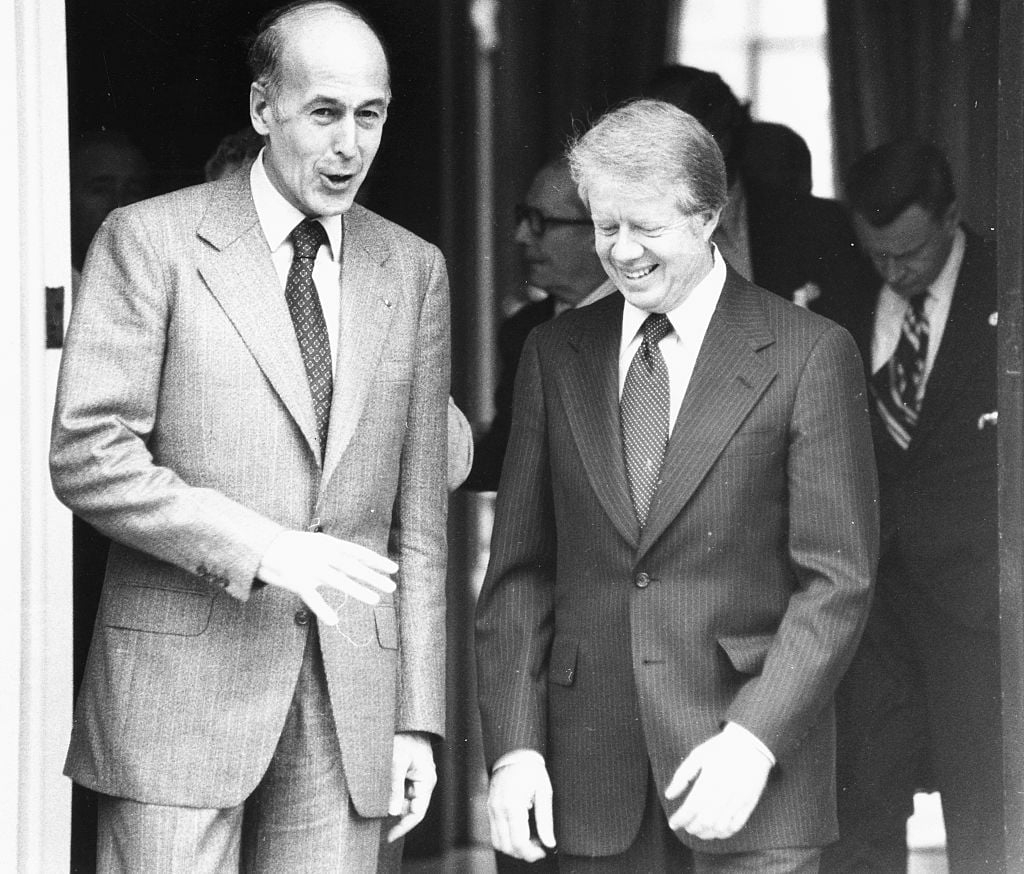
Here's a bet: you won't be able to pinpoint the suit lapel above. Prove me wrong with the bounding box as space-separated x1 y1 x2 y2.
557 294 641 548
321 205 396 487
196 174 321 459
640 276 777 554
910 233 993 453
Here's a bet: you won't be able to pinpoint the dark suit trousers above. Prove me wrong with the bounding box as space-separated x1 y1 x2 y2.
96 624 383 873
825 554 1005 874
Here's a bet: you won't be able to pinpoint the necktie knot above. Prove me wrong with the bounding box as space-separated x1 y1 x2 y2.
640 314 672 370
291 219 327 261
642 313 673 345
908 291 928 319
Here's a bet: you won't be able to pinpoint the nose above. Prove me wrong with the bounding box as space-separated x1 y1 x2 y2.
610 227 643 262
879 255 907 285
514 216 535 245
332 115 358 158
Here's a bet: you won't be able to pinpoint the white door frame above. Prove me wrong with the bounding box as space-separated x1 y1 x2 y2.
2 0 74 870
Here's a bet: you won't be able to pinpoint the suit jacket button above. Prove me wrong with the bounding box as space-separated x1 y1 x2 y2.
294 609 312 626
635 572 650 589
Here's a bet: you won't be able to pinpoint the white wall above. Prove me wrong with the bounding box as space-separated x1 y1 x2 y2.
3 0 74 870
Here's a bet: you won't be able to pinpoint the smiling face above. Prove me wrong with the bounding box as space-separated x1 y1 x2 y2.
250 8 390 217
587 180 719 313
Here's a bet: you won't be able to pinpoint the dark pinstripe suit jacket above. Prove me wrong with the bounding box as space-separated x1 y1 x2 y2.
476 270 878 856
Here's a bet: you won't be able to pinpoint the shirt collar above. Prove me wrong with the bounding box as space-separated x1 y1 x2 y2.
926 226 966 306
621 244 727 348
250 149 342 261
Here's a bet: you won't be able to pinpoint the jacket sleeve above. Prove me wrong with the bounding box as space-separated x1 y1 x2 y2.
724 323 879 757
391 245 451 737
475 331 558 767
49 207 283 601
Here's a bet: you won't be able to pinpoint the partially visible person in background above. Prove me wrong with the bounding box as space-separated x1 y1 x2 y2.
644 64 874 313
821 138 1003 874
465 156 612 492
70 129 152 295
742 120 813 195
204 125 266 182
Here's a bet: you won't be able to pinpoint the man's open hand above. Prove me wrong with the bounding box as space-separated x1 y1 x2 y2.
487 757 556 861
256 531 397 624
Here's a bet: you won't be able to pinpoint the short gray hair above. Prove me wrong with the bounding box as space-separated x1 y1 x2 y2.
567 99 727 216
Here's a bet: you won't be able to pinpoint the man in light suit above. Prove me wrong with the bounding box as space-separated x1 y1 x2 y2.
475 99 878 873
50 2 448 870
821 140 1003 874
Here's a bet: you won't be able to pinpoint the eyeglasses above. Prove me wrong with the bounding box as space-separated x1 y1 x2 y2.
515 204 592 237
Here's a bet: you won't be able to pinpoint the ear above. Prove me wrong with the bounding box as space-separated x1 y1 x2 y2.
699 207 723 242
250 83 273 136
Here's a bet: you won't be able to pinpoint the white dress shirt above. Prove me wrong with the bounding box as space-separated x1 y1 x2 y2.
870 227 966 392
250 150 343 374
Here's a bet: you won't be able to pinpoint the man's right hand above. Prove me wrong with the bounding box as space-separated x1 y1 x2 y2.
487 757 556 862
256 531 397 625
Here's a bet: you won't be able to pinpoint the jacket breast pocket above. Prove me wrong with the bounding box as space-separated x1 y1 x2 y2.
103 584 214 637
548 637 579 687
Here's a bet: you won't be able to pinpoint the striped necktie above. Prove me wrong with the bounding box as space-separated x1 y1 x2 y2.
872 291 929 449
620 314 673 526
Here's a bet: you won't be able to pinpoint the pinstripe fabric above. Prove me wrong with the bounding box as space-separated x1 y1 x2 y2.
476 270 878 858
52 169 449 818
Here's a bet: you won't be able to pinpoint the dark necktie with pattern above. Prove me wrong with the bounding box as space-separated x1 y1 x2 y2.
872 291 930 449
285 218 333 458
620 313 673 527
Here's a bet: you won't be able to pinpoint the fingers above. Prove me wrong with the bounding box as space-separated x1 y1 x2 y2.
665 733 772 840
386 772 435 842
664 750 701 800
533 775 556 850
487 762 554 862
301 587 339 626
334 538 399 574
386 734 437 843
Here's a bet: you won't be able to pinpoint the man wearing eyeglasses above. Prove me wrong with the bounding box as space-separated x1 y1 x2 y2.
821 139 1002 874
466 156 613 492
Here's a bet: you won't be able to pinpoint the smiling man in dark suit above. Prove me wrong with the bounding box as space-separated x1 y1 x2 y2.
51 3 449 870
475 99 878 873
821 139 1004 874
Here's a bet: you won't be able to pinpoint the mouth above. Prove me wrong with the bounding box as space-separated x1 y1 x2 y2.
321 171 356 191
621 264 657 281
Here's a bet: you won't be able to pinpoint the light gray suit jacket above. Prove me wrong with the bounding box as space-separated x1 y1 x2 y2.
476 274 878 855
51 170 449 815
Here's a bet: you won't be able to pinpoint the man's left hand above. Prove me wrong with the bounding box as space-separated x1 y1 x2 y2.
387 732 437 843
664 729 772 840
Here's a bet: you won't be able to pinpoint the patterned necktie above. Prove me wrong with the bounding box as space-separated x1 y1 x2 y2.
872 291 929 449
285 218 333 458
621 313 673 527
